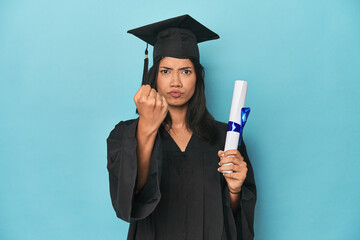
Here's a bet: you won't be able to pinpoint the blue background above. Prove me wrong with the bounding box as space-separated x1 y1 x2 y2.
1 0 359 239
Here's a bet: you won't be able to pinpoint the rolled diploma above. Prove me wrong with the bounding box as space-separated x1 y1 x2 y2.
221 80 248 174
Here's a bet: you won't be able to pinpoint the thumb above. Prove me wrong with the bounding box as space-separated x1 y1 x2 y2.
218 150 224 158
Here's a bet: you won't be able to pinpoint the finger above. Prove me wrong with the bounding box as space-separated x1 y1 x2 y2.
219 156 238 166
221 163 247 172
156 93 163 107
218 163 242 173
223 149 242 158
136 85 152 104
222 172 241 179
147 89 157 109
162 96 168 109
220 157 247 167
224 170 247 182
141 85 152 96
134 85 145 101
218 150 224 158
149 88 157 98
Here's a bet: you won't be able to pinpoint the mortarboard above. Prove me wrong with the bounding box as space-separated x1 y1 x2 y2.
127 14 220 83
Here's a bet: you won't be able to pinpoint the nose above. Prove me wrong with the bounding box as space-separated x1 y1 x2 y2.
170 72 182 88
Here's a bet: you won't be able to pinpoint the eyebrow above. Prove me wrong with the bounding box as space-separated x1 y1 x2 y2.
160 66 193 70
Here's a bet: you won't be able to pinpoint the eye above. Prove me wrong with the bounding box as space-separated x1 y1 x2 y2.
160 69 170 74
182 70 192 75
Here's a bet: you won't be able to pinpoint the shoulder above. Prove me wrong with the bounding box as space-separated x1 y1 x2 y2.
211 120 228 145
213 120 227 132
108 118 139 140
114 118 138 128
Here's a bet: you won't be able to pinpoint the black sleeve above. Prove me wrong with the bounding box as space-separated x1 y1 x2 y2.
233 139 257 240
106 119 162 222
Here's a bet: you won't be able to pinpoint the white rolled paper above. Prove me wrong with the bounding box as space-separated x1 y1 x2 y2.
222 80 248 174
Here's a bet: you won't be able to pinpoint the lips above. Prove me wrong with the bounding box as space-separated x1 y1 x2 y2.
169 91 182 98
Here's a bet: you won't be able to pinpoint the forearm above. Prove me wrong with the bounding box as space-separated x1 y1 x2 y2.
135 120 158 194
229 189 241 213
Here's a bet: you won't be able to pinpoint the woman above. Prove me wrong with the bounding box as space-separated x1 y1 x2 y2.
107 15 256 240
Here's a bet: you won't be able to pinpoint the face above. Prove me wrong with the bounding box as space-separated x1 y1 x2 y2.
157 57 196 109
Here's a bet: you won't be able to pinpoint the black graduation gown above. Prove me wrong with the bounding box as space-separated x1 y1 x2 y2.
107 119 256 240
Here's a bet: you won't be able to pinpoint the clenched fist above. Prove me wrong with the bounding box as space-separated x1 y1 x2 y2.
134 85 168 135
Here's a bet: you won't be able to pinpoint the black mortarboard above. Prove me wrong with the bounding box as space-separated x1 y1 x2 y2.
127 14 219 83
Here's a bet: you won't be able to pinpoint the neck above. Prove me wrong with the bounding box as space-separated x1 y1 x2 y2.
167 105 188 130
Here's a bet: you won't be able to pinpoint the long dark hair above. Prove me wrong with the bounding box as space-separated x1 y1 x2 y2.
143 57 216 142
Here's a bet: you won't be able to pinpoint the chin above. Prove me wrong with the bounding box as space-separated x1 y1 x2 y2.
168 100 189 108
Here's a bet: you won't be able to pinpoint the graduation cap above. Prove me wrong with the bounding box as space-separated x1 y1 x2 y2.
127 14 220 84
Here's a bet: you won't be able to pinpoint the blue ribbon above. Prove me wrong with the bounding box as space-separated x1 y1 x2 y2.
227 107 250 146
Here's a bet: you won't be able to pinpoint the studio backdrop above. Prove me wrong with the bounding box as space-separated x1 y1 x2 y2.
0 0 359 239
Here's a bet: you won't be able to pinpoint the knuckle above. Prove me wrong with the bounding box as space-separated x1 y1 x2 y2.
149 98 156 105
143 100 151 107
222 158 231 164
139 97 146 104
156 101 162 109
227 163 234 169
149 94 156 100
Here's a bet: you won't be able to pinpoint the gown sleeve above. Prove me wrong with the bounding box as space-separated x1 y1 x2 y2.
233 139 257 240
106 119 162 222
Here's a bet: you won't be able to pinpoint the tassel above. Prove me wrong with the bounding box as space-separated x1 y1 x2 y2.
142 43 149 85
137 44 149 114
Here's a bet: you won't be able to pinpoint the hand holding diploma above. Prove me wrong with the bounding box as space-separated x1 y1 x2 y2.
217 149 248 193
